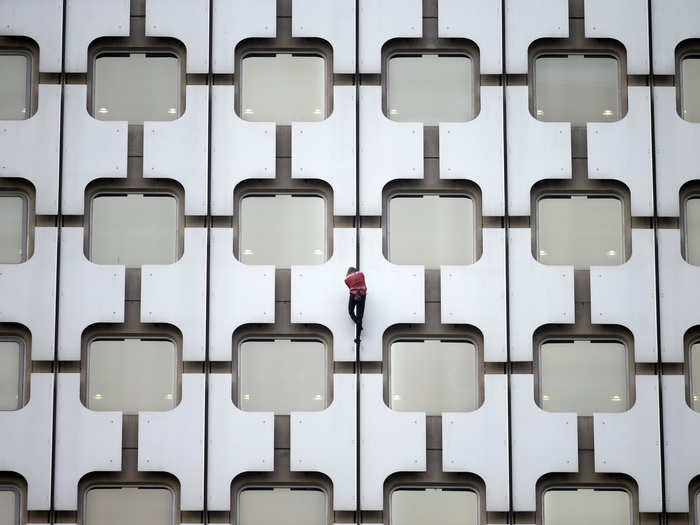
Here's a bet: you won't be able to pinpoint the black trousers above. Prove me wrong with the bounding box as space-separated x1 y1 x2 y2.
348 293 366 329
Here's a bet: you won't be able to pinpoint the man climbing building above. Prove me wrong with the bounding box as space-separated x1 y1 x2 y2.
344 266 367 344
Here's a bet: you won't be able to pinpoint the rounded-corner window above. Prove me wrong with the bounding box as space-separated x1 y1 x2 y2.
83 485 176 525
0 50 32 120
681 55 700 122
542 487 632 525
0 337 25 411
237 486 328 525
690 340 700 412
0 485 20 525
684 195 700 266
390 486 479 525
0 192 28 263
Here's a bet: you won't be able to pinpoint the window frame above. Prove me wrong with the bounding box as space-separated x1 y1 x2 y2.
0 336 26 411
0 191 29 264
682 192 700 265
679 52 700 122
235 484 330 525
388 485 481 525
689 338 700 411
0 48 33 120
0 484 21 525
81 483 177 525
540 485 634 525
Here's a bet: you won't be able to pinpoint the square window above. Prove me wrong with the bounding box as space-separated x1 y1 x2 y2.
543 488 631 525
0 339 23 411
387 54 475 124
686 196 700 265
0 193 27 263
390 340 478 415
240 53 326 125
388 194 475 269
539 340 629 416
681 57 700 122
90 193 179 268
0 53 30 120
93 52 180 123
239 194 326 268
691 342 700 411
0 487 18 525
537 195 624 269
238 339 327 415
84 486 174 525
534 55 621 126
391 488 479 525
238 487 326 525
87 338 177 414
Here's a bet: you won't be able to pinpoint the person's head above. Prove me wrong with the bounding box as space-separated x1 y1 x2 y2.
346 266 357 276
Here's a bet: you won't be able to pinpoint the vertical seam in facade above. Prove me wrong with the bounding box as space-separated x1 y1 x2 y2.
354 1 362 522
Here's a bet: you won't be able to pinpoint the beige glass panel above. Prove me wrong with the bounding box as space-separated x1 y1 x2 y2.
94 53 179 123
90 194 178 268
0 490 16 525
240 54 325 125
0 195 26 263
681 57 700 122
391 488 479 525
686 197 700 265
537 196 624 269
239 195 326 268
238 488 326 525
535 55 620 126
691 343 700 411
543 489 631 525
85 487 173 525
540 341 628 416
0 54 28 120
239 340 327 415
389 195 475 269
390 341 478 415
0 341 21 411
87 339 177 414
387 54 474 124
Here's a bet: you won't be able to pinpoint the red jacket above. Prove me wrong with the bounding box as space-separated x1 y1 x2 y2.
345 271 367 296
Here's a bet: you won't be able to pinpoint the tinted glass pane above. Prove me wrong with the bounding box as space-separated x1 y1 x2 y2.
94 53 179 123
389 195 475 268
390 341 478 415
0 195 26 263
239 488 325 525
0 489 16 525
239 340 327 415
686 197 700 265
391 488 479 525
241 54 325 124
90 194 178 267
0 54 28 120
538 196 624 269
85 487 173 525
535 55 620 126
691 343 700 411
239 195 326 267
543 489 631 525
87 339 177 414
540 341 628 416
0 341 22 410
682 57 700 122
388 54 474 124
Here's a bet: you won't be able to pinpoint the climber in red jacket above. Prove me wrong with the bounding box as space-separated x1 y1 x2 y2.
344 266 367 344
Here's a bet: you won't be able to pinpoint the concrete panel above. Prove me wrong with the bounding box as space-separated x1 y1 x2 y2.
594 376 662 513
441 228 507 362
651 0 700 74
292 86 356 216
0 0 63 71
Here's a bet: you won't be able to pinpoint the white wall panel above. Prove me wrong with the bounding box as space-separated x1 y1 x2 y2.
0 227 57 361
505 0 568 73
292 86 356 216
291 229 356 362
62 85 127 215
508 228 574 361
54 374 121 510
651 0 700 74
292 0 355 74
359 86 423 216
58 228 125 361
211 86 275 215
0 374 53 510
585 0 649 74
510 374 578 511
438 0 502 74
358 0 421 73
0 85 61 214
64 0 129 72
506 87 571 216
443 375 509 511
141 228 207 362
662 375 700 512
291 374 356 511
440 86 504 216
144 85 208 215
207 373 273 511
0 0 63 71
594 376 662 513
441 228 507 362
209 228 274 361
360 374 425 510
358 228 424 361
588 88 653 216
653 87 700 217
146 0 210 73
139 374 205 511
211 0 276 73
590 229 657 362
